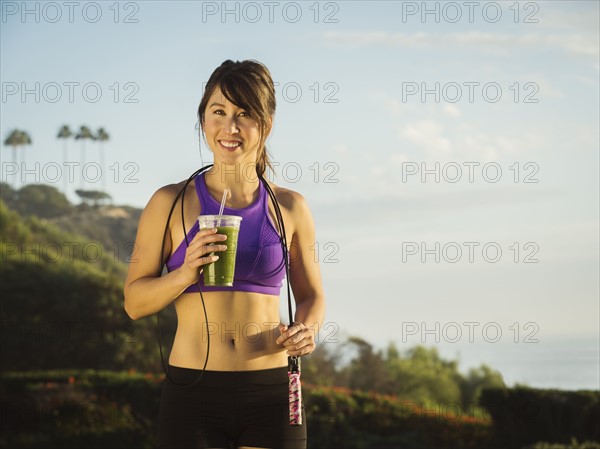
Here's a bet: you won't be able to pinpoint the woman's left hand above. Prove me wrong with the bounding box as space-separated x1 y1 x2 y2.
276 322 315 356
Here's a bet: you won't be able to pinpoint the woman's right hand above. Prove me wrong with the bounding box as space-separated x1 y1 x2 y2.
178 228 228 286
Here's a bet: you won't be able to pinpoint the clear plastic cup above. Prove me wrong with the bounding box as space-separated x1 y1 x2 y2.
198 215 242 286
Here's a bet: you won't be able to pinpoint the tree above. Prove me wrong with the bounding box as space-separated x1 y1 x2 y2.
383 344 463 407
56 125 73 195
302 343 342 387
95 127 110 192
3 129 32 188
16 184 72 218
339 336 389 392
75 189 112 207
75 125 96 189
459 364 506 407
0 182 17 209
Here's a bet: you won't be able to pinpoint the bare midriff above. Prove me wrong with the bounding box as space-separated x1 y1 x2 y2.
168 290 288 371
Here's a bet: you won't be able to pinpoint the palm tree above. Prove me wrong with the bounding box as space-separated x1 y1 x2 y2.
95 127 110 192
75 125 96 189
57 125 73 195
19 131 32 172
75 189 112 207
3 129 32 188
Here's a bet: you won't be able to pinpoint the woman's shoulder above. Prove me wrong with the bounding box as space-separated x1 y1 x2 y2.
263 181 315 234
143 179 193 214
263 180 307 213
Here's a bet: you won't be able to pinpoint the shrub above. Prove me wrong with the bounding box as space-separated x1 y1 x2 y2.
1 370 493 449
522 438 600 449
480 387 600 449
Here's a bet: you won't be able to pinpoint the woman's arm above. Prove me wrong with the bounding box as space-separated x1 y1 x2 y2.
276 191 326 356
123 185 225 320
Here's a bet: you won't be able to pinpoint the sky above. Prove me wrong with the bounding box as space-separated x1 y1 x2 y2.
1 1 599 389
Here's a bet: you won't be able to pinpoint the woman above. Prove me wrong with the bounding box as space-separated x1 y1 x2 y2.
124 59 325 449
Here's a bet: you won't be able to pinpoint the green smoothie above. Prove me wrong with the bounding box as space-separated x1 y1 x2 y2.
203 226 240 286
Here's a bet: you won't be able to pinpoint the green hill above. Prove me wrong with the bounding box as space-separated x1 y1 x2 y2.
0 182 142 262
0 184 176 372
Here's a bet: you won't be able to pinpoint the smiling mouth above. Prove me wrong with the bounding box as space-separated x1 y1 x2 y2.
219 140 242 150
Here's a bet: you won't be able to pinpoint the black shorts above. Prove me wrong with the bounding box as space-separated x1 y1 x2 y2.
158 364 307 449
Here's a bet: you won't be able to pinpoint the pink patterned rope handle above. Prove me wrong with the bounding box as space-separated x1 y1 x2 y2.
288 368 302 426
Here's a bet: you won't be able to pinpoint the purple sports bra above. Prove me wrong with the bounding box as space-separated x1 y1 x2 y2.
165 171 288 296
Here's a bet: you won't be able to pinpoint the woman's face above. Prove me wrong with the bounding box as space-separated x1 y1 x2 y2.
202 86 264 168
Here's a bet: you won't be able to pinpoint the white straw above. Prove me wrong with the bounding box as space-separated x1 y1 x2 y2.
218 188 229 216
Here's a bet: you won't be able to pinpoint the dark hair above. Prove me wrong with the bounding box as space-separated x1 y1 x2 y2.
198 59 276 179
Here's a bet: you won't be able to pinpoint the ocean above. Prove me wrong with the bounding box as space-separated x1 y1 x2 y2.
424 335 600 391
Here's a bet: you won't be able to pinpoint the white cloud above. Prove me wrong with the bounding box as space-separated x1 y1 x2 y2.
400 120 453 157
459 134 500 161
547 33 599 57
372 92 418 115
322 31 599 57
372 89 547 162
525 76 564 99
444 104 461 118
396 119 546 162
331 143 348 154
390 152 411 165
370 165 386 176
536 5 599 34
574 74 599 88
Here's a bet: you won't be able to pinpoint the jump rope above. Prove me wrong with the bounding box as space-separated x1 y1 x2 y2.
156 162 303 425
